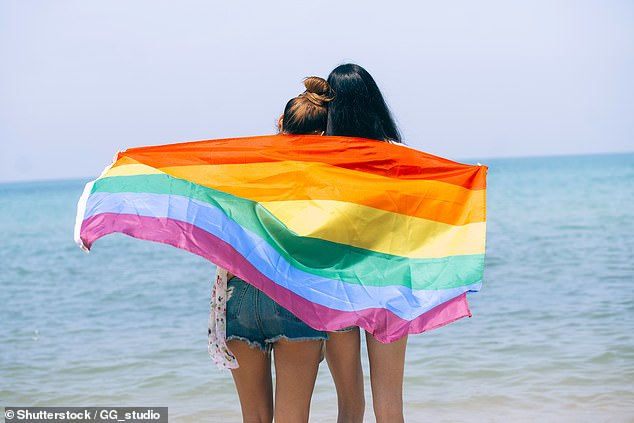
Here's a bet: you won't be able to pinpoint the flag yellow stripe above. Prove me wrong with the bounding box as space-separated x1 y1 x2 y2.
260 199 485 258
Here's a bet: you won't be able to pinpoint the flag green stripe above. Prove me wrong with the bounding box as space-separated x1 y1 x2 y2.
91 174 484 290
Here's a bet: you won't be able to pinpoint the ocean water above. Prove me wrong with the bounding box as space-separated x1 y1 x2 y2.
1 153 633 423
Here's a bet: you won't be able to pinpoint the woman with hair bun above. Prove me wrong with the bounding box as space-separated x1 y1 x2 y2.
278 76 334 135
208 77 334 423
323 63 406 423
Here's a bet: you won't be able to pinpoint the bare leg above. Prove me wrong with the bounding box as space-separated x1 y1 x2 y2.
227 340 273 423
325 328 365 423
272 338 324 423
366 333 407 423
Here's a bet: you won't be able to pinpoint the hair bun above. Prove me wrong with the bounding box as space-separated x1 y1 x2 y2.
302 76 334 106
304 77 331 96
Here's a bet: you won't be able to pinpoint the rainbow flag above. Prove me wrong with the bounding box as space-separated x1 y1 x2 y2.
75 135 487 343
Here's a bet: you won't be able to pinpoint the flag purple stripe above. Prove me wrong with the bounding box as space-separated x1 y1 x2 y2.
81 191 481 320
81 212 471 343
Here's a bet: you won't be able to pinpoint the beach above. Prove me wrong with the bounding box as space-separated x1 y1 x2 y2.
1 153 633 422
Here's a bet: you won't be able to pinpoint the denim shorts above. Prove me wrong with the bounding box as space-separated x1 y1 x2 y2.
225 277 327 351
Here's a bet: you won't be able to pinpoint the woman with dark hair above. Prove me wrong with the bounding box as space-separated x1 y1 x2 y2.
325 63 401 143
324 63 407 423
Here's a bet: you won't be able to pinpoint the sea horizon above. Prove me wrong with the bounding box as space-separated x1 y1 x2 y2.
1 150 632 186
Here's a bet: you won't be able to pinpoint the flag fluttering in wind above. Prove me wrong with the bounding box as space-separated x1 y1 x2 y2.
75 135 487 343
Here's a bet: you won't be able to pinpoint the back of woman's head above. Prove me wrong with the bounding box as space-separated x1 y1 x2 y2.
280 77 334 135
326 63 401 142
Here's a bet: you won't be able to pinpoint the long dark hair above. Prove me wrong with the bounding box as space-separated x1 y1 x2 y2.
326 63 401 143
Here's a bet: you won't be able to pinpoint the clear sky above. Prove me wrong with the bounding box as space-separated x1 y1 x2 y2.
1 0 632 182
